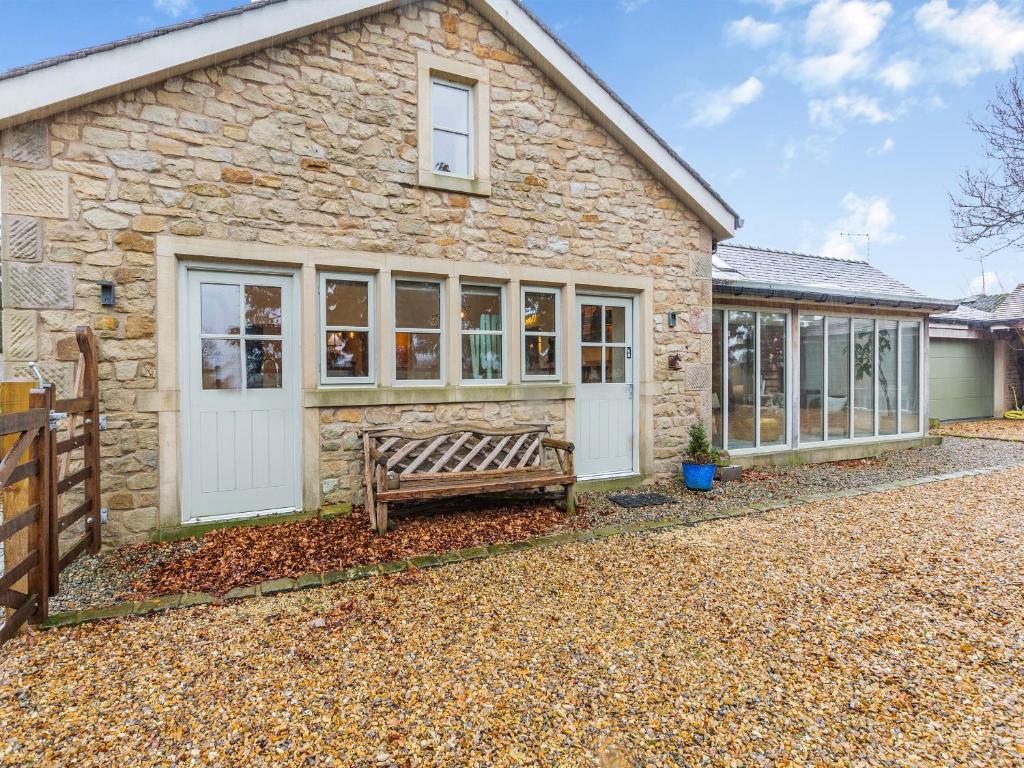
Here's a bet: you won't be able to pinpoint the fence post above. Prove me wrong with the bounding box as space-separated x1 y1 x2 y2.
77 327 102 554
28 388 51 624
43 385 60 597
1 381 34 626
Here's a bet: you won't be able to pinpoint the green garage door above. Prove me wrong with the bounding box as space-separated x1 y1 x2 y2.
929 338 994 421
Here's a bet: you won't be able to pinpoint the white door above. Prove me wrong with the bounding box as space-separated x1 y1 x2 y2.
576 295 636 478
182 269 301 522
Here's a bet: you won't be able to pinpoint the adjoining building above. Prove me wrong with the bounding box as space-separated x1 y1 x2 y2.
928 285 1024 421
711 244 956 465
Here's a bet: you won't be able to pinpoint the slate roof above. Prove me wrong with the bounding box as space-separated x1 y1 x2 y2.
712 244 955 311
932 284 1024 325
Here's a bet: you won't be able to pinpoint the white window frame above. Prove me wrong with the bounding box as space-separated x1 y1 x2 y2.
521 285 561 382
795 311 924 448
319 271 375 387
393 277 445 387
459 281 507 386
430 77 474 181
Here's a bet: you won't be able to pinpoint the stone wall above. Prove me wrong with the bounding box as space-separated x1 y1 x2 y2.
0 0 712 543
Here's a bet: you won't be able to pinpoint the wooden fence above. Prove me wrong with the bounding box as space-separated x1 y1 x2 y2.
0 327 101 641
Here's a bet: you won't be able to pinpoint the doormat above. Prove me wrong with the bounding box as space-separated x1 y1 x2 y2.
607 492 676 508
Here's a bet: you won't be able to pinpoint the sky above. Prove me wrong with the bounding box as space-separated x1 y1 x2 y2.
1 0 1023 300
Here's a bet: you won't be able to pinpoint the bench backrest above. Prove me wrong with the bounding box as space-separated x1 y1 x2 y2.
365 424 550 479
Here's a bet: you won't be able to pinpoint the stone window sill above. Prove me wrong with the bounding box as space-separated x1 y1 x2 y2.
418 170 491 197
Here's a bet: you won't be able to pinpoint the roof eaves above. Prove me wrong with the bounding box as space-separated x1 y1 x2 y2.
712 278 958 312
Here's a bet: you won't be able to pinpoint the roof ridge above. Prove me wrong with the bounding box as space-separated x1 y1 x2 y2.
719 242 869 265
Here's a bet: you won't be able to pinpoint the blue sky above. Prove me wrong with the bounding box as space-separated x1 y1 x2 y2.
1 0 1022 299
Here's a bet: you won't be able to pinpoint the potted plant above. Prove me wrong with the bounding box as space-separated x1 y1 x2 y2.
682 422 719 491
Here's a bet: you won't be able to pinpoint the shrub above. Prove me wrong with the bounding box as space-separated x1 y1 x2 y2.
685 422 719 466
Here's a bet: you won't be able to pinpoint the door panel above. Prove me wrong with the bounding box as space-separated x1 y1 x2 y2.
184 270 300 522
576 296 635 478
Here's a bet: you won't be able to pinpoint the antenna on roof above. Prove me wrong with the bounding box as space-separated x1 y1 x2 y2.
839 232 870 261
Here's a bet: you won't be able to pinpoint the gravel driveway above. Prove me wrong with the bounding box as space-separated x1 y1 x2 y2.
932 419 1024 441
3 468 1023 766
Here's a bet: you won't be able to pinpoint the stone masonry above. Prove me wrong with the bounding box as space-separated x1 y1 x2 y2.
0 0 712 543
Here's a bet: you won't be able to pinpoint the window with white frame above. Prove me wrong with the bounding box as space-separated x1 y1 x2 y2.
522 287 559 380
394 278 444 383
460 283 504 382
431 78 472 178
797 314 922 444
710 308 788 451
320 273 374 385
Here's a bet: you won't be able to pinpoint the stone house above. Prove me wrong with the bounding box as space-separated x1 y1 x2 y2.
0 0 739 542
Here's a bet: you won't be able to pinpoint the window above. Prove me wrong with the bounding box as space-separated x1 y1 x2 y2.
417 53 491 195
522 287 560 381
798 314 923 444
710 308 788 451
320 273 373 385
431 79 471 178
394 279 443 384
461 283 504 382
200 281 284 391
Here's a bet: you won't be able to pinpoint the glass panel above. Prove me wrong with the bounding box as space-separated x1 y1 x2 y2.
461 285 502 331
200 283 240 335
759 313 787 447
605 306 626 343
395 331 441 380
246 340 283 389
524 291 556 333
325 279 369 328
201 339 241 390
853 319 875 438
325 330 370 379
461 335 503 380
580 305 602 343
395 281 441 330
605 347 626 383
244 285 282 336
826 318 850 440
900 324 920 433
727 311 755 449
580 346 603 383
878 320 898 435
800 315 824 443
432 129 469 176
431 81 470 133
711 310 723 449
524 335 557 377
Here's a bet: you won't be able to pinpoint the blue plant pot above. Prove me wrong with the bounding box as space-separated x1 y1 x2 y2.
682 462 716 491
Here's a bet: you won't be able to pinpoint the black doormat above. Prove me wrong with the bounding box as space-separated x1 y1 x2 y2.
607 492 676 508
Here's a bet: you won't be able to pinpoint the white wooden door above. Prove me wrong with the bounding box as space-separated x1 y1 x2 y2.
182 269 300 522
576 295 636 478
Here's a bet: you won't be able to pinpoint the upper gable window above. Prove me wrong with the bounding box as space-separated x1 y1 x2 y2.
431 79 472 178
417 52 491 196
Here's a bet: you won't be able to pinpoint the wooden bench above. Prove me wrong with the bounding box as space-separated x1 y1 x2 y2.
360 424 575 534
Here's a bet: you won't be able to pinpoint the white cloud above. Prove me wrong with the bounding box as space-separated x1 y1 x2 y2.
798 50 872 86
968 271 1001 295
795 0 892 87
618 0 652 12
727 16 783 47
916 0 1024 76
689 76 765 127
821 192 901 259
878 59 917 90
808 93 894 128
867 136 895 155
153 0 195 17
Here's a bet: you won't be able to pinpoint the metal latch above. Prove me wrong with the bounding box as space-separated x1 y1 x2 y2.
48 411 68 431
625 346 632 359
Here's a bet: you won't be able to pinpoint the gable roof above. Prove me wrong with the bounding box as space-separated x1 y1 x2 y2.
712 243 956 311
0 0 739 238
933 284 1024 326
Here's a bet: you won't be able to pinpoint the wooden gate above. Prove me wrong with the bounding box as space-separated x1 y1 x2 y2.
0 327 101 641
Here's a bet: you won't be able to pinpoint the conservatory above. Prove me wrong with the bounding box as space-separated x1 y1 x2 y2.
710 244 955 463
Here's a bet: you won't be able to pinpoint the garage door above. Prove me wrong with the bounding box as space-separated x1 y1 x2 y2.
928 339 993 421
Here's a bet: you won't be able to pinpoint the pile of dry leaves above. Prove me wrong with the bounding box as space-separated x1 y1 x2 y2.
932 418 1024 441
131 501 565 597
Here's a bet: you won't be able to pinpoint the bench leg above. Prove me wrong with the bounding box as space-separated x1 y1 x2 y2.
563 483 576 515
375 502 389 535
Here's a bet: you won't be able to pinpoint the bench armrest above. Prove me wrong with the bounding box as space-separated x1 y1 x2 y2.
542 437 575 452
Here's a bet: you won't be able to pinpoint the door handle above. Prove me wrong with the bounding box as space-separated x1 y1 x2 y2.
625 346 632 359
